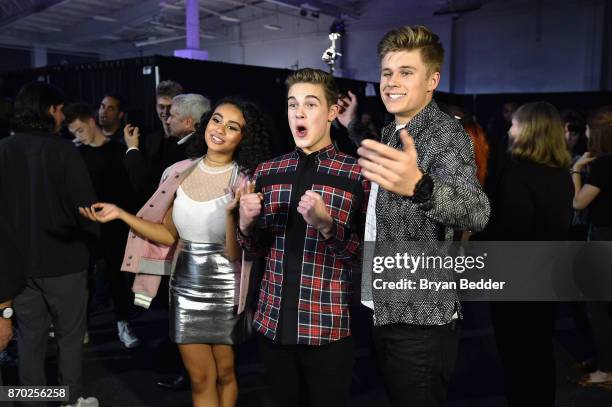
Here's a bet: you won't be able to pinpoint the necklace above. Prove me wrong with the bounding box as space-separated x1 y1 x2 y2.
198 158 235 174
203 154 233 166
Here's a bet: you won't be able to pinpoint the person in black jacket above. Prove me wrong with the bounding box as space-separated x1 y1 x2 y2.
0 82 100 407
571 106 612 388
65 102 141 349
123 81 206 200
489 102 573 407
0 215 25 396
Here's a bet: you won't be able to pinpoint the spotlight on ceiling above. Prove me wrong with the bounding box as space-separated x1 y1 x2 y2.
299 9 307 17
311 11 319 19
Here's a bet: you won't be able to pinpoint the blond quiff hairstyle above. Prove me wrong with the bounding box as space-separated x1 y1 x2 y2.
377 25 444 76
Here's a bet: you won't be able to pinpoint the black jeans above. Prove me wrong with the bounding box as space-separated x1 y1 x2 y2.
370 321 458 407
90 240 134 322
0 368 14 407
588 226 612 372
257 333 355 407
13 271 88 405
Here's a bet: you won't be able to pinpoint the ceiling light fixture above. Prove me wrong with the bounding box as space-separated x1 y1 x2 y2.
164 23 184 30
264 24 281 30
264 0 301 11
39 26 63 32
300 3 320 12
93 15 118 22
155 26 176 33
220 15 240 22
160 2 182 10
135 35 186 47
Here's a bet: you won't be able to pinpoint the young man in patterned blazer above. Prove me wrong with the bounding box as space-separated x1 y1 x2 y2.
337 26 490 406
237 68 370 407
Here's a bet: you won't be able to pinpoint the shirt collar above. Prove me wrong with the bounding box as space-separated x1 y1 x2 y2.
176 131 195 145
385 99 440 138
294 142 337 160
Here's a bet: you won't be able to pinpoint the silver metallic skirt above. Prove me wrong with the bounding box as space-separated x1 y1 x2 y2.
170 239 249 344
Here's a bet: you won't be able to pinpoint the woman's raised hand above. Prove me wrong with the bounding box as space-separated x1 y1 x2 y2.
78 203 123 223
573 152 596 171
226 180 257 213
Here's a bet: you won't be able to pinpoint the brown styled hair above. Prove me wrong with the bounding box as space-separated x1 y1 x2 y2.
587 106 612 156
156 80 184 99
285 68 338 108
511 102 571 168
377 25 444 76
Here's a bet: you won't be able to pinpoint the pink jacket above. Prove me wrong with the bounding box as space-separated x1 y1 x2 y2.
121 158 253 313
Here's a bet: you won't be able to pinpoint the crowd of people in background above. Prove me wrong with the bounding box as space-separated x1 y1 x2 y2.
0 23 611 407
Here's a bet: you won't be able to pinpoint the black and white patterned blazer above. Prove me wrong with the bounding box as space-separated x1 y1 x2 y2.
352 99 491 326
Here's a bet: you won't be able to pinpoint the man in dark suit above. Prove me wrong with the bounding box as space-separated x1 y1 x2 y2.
124 81 207 199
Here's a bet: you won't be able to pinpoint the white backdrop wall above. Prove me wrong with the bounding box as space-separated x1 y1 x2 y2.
98 0 611 95
451 0 607 93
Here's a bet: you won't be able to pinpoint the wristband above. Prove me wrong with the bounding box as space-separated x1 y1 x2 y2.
410 173 434 204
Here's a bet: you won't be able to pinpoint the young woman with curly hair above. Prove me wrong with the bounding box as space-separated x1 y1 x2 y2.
80 96 273 407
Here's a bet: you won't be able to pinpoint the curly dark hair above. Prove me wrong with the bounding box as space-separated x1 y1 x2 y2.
12 82 65 132
186 96 274 175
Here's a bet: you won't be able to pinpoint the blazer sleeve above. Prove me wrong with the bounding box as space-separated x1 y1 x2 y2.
124 148 151 194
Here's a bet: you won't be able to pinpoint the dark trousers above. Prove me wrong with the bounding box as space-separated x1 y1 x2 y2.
257 334 355 407
371 321 458 407
91 243 133 322
13 271 88 405
589 302 612 371
490 302 556 407
588 226 612 372
0 368 14 407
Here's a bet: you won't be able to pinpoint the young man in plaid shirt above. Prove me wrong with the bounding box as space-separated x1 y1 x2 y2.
237 68 370 407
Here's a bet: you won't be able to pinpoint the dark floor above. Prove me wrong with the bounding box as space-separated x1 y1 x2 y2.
2 302 612 406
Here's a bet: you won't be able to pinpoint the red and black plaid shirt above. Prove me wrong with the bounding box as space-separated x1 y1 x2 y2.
238 143 370 345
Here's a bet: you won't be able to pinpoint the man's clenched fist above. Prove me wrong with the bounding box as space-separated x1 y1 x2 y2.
297 190 334 238
238 181 263 236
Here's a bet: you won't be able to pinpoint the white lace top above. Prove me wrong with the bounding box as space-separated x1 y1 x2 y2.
172 159 236 243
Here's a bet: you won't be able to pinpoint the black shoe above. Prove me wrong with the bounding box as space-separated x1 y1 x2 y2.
156 374 191 391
